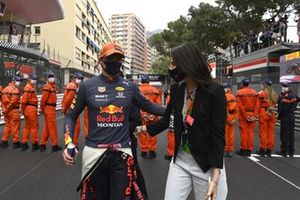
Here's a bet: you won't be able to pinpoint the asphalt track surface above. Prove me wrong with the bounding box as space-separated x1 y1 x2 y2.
0 113 300 200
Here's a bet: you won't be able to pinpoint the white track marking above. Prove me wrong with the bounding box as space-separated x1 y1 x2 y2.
251 154 300 158
248 156 300 191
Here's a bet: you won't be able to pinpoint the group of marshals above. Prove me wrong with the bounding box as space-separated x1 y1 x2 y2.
0 72 87 152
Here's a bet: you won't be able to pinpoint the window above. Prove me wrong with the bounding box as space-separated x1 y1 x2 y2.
76 26 81 39
34 26 41 35
251 74 261 82
75 47 81 60
82 32 86 43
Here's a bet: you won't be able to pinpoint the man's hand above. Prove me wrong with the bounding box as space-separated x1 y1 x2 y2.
62 147 78 166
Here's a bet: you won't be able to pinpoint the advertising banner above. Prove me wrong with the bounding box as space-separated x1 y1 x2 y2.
279 51 300 83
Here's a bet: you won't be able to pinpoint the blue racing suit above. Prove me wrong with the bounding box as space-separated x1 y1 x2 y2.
64 74 164 200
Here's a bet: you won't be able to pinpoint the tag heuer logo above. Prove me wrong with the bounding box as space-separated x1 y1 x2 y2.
115 86 125 91
98 87 106 93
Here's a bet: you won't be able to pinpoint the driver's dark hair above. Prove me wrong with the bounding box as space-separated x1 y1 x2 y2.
171 43 213 85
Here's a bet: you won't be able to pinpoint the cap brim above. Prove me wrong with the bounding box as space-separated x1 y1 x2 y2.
102 49 125 58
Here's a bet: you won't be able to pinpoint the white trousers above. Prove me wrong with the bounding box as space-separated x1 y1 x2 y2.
164 150 228 200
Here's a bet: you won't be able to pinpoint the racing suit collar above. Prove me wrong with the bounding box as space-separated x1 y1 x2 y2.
99 73 120 83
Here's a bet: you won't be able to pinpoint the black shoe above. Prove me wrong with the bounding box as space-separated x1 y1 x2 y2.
148 151 157 159
164 154 172 161
21 143 29 152
227 151 233 158
40 144 46 152
13 141 22 149
51 145 62 153
289 153 294 158
256 148 266 157
141 151 148 158
236 149 246 157
266 149 272 157
246 150 252 157
1 141 8 149
275 151 287 157
32 143 40 152
223 152 229 157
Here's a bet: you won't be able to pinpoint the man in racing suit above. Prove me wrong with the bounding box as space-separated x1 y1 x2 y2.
62 42 164 200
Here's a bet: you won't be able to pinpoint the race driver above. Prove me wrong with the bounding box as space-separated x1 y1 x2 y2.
62 42 164 200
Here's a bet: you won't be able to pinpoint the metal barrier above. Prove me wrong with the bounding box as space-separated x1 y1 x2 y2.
0 93 64 125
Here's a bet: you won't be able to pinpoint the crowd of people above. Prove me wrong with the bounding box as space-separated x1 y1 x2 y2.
223 79 298 158
232 15 290 58
0 42 299 200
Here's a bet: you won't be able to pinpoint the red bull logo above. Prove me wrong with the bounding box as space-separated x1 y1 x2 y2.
97 105 125 127
99 105 123 114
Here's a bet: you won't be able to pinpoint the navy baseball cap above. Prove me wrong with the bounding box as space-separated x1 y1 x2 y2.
282 82 291 87
48 72 55 78
262 79 272 86
141 75 149 83
29 73 38 80
74 72 84 79
12 75 22 82
241 78 250 86
223 83 229 88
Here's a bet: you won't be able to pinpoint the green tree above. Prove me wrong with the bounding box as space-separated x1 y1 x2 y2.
150 56 171 75
149 1 296 56
216 0 296 33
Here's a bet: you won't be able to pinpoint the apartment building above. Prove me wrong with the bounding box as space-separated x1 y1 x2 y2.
31 0 112 84
146 44 158 72
109 13 148 74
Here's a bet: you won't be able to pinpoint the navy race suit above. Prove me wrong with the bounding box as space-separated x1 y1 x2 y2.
278 91 298 156
64 74 165 148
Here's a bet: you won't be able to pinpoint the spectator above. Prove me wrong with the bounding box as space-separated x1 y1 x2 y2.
232 37 240 58
249 30 257 52
295 14 300 43
242 36 249 55
271 19 281 44
283 14 289 42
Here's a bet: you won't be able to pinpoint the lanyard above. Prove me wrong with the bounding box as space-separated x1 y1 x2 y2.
185 89 195 116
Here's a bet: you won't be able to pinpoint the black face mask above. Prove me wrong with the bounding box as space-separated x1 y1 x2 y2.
103 61 122 76
168 68 186 82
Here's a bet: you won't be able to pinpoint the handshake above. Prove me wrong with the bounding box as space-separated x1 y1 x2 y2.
134 125 147 138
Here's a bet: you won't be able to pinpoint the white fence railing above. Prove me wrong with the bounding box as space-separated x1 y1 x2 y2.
0 93 63 125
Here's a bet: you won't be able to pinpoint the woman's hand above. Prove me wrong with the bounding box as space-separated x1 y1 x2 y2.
205 178 218 200
205 168 220 200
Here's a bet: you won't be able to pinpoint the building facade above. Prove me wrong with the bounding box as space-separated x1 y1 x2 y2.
0 0 64 92
146 44 158 72
109 13 149 74
30 0 112 84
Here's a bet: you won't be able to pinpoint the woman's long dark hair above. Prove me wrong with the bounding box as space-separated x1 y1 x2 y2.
171 43 213 85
